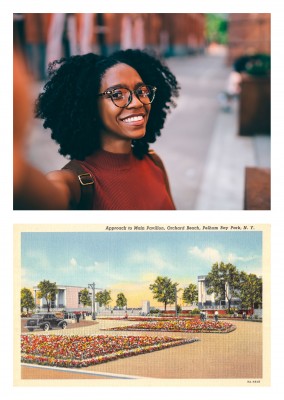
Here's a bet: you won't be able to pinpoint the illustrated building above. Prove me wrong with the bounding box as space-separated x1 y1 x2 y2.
142 300 150 314
33 285 92 312
197 275 241 309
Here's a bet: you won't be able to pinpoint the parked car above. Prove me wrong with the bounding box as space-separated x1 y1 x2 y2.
25 313 67 332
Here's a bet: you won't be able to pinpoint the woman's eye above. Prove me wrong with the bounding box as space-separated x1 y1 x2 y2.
138 88 150 97
112 91 124 99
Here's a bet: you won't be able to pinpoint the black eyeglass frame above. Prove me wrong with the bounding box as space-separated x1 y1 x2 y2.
98 84 157 108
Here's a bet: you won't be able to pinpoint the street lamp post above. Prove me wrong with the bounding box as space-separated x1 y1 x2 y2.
88 282 102 320
175 286 178 318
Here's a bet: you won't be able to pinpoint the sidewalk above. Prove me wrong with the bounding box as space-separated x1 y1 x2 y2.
194 101 270 210
154 54 270 210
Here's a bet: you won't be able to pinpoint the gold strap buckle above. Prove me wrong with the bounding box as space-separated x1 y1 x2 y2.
78 173 94 186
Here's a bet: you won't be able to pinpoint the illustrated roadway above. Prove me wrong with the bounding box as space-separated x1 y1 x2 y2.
20 318 264 381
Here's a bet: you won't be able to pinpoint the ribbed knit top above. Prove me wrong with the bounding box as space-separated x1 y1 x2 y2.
79 149 175 210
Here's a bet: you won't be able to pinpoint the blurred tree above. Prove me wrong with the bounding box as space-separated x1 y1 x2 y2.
239 272 262 312
21 288 35 314
37 280 58 312
79 288 92 307
116 292 127 309
95 290 112 307
206 14 228 45
149 276 178 311
206 262 240 312
182 283 198 305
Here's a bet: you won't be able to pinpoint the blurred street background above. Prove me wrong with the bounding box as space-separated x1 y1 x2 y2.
14 13 271 210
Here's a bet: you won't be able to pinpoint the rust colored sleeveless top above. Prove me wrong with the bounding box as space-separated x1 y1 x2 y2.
78 149 175 210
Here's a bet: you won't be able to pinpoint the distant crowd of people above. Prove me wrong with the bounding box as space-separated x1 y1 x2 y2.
200 310 251 321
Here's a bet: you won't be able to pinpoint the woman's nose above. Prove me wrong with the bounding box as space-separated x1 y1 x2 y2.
127 91 143 108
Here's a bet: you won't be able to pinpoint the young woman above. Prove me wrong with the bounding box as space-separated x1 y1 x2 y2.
15 49 180 210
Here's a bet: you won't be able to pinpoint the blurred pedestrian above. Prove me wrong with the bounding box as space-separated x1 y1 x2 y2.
15 49 179 210
214 310 219 322
78 13 94 55
46 13 77 67
121 14 145 50
217 51 269 113
24 13 50 81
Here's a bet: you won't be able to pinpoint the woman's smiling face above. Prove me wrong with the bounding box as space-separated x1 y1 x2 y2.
98 63 151 149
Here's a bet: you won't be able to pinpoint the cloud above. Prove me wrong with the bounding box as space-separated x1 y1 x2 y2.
84 261 110 273
72 261 125 284
189 246 222 263
21 267 37 289
70 258 77 267
189 247 260 269
140 272 159 284
22 250 53 287
25 250 51 270
227 253 259 263
127 248 169 270
60 260 106 274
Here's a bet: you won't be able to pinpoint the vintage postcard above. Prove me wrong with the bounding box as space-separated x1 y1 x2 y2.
14 223 270 387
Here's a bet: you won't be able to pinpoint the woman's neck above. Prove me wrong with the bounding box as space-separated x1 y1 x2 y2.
100 136 132 154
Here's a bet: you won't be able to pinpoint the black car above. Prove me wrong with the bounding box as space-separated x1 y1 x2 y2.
25 313 67 332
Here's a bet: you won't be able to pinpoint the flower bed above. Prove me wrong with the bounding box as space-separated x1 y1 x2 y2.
99 316 193 322
105 320 236 334
21 334 198 368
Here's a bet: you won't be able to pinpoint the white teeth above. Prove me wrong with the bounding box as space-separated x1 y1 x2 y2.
123 115 143 123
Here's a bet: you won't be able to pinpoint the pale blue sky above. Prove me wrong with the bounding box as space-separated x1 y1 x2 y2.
21 230 262 303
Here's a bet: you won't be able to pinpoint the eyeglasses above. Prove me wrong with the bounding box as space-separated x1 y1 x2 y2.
98 84 157 108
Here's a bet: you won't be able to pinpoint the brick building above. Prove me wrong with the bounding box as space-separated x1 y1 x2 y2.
14 13 206 58
98 13 205 56
227 13 271 65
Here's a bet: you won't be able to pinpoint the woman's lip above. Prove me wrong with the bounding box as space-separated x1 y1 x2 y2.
121 114 145 121
121 115 146 125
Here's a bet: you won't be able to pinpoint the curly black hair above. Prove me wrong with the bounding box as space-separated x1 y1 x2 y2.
35 49 180 160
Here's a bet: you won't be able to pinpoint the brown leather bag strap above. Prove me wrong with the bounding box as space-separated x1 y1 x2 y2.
62 160 94 210
147 149 175 207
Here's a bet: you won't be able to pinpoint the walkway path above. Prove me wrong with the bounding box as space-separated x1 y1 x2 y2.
21 319 263 380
